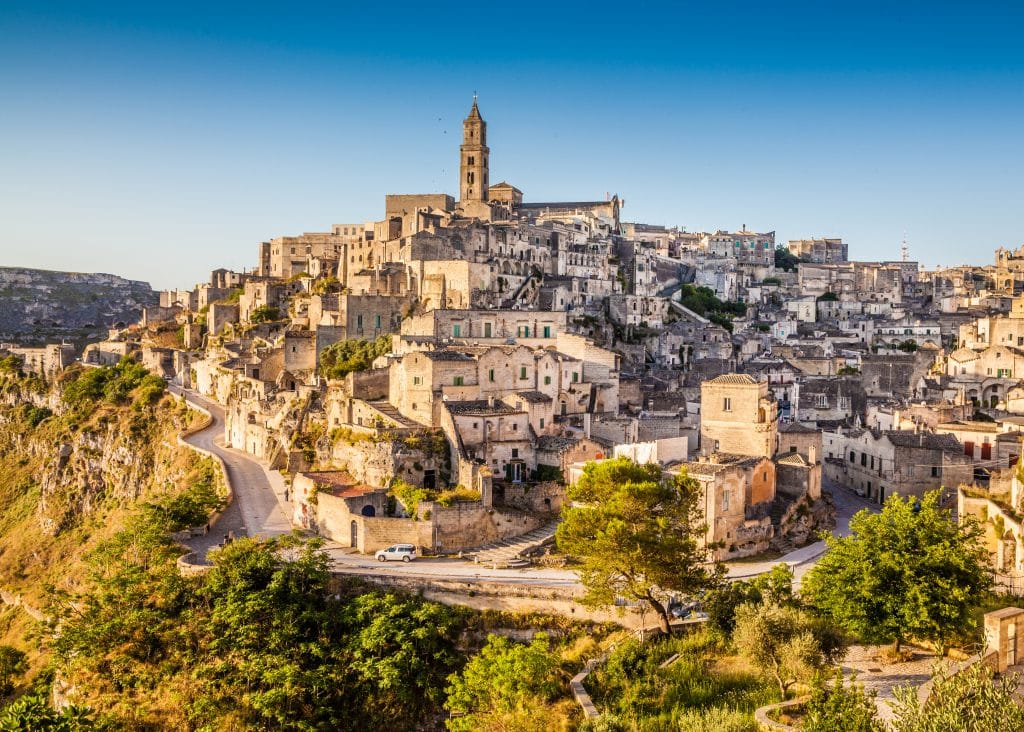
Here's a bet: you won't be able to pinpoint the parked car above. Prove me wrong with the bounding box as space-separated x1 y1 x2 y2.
375 544 417 563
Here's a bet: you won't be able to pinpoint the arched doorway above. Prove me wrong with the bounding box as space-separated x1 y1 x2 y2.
361 505 376 517
350 520 358 548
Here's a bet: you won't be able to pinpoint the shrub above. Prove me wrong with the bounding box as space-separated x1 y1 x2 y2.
803 669 883 732
319 335 391 380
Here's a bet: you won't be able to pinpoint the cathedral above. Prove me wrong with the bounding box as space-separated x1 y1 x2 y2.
454 98 620 228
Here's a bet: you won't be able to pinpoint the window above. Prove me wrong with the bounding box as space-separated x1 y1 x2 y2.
512 448 519 458
540 418 545 428
790 446 797 453
723 397 732 412
722 490 730 511
356 314 363 330
931 466 940 477
454 376 464 386
543 325 552 338
815 394 828 408
453 324 461 337
520 366 528 380
572 372 579 383
467 155 475 165
413 376 422 386
484 323 492 337
488 369 495 382
861 453 867 467
512 423 518 431
544 375 551 385
375 314 381 329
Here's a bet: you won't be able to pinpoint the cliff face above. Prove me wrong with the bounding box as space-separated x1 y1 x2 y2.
0 366 204 576
0 267 157 345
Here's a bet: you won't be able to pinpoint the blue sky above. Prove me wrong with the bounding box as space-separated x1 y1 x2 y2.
1 1 1023 289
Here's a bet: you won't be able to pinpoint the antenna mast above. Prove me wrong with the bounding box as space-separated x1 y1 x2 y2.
901 232 908 263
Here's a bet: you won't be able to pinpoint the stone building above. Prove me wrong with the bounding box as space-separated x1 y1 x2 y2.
787 238 848 264
823 428 973 502
672 454 776 560
700 374 779 457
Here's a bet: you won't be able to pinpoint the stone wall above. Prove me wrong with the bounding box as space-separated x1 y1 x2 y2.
499 481 565 513
426 501 549 553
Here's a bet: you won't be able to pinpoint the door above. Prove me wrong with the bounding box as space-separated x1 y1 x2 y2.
350 520 358 549
964 441 974 457
982 443 992 460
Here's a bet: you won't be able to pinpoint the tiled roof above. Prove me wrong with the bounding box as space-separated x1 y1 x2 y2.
883 431 963 451
780 422 820 433
420 350 475 361
706 373 758 385
516 390 552 404
776 453 810 467
537 435 578 451
446 400 520 415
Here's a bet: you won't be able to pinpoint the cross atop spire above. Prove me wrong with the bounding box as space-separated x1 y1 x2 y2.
468 94 481 119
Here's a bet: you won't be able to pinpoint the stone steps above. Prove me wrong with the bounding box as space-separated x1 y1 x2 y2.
367 400 423 430
466 520 560 568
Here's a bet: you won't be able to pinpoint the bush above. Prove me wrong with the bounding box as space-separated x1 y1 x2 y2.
249 305 280 323
803 669 883 732
319 335 391 380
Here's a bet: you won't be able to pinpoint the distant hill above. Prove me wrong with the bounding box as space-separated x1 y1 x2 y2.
0 267 157 347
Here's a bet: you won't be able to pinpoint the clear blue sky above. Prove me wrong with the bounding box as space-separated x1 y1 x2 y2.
2 1 1023 289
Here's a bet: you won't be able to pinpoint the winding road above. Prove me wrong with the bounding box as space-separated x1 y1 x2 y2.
170 386 876 587
170 386 291 561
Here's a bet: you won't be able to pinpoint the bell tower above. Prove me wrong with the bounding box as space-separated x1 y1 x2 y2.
459 96 489 203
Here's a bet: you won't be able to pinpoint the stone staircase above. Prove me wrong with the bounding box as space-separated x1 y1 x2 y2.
466 521 559 569
366 400 424 430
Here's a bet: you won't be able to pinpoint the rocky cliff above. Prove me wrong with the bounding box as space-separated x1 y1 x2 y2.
0 361 209 599
0 267 157 346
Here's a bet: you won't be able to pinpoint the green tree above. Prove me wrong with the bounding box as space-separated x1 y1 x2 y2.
0 647 26 697
775 245 802 272
248 304 280 323
890 663 1024 731
803 669 883 732
802 491 991 653
732 602 846 697
319 335 392 380
704 563 795 638
556 458 724 634
445 634 564 732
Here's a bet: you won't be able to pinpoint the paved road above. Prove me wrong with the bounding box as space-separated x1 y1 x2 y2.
170 385 879 589
728 478 878 582
171 387 291 561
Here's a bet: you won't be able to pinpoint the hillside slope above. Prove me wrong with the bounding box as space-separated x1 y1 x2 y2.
0 267 156 346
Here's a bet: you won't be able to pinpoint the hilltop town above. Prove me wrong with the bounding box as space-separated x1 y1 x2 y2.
4 99 1024 730
7 99 1024 590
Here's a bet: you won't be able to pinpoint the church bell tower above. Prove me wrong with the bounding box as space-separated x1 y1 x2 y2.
459 97 489 203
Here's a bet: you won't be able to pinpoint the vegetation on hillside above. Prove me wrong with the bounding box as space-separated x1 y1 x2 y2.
676 284 746 332
319 335 392 380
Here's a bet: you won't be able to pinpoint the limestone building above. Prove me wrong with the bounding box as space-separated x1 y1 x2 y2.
700 374 779 457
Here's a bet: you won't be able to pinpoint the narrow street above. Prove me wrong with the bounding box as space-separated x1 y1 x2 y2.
170 386 291 561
